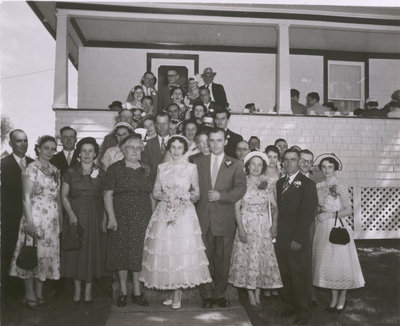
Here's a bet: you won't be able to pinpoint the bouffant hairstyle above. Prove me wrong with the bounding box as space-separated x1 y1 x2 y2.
76 137 100 158
34 135 57 156
244 156 268 175
165 136 189 153
319 157 340 171
264 145 280 160
169 85 186 97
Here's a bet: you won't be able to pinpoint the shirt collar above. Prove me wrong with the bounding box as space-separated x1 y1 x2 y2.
288 170 300 184
211 152 224 162
63 149 74 157
12 153 25 165
158 134 169 143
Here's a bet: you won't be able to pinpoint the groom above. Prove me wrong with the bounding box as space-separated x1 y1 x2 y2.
195 127 246 309
275 149 318 325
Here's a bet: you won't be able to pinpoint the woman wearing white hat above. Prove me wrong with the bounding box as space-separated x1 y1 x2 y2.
228 151 282 307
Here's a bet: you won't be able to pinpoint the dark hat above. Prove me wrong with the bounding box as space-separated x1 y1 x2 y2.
108 101 123 110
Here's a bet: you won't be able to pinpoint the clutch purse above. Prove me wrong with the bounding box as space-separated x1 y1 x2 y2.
329 212 350 245
61 224 83 251
16 235 38 270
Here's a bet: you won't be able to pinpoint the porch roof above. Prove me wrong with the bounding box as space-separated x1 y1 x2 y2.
29 2 400 69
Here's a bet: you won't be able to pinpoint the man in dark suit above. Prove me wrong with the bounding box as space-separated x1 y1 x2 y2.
50 126 78 176
199 86 221 114
275 149 318 325
1 129 34 304
201 67 228 108
158 69 182 111
195 128 246 309
213 108 243 159
141 112 170 180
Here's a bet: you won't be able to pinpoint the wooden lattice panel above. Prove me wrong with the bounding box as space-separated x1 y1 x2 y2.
361 187 400 231
345 187 354 230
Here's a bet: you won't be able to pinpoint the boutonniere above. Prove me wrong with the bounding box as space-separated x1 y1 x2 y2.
225 160 233 167
90 168 99 179
151 90 157 96
329 184 338 198
226 134 231 140
293 181 302 188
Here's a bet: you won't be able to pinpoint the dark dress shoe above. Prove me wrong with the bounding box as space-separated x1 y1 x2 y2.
117 295 128 307
326 306 336 313
131 294 149 306
280 308 296 317
202 299 213 309
214 297 231 308
294 313 312 325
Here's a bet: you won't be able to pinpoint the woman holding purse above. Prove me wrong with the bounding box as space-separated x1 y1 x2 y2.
60 137 107 304
9 135 61 309
312 154 364 313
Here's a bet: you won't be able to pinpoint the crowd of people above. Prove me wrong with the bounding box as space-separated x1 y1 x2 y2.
2 67 369 325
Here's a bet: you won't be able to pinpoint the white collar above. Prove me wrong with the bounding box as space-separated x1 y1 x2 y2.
211 152 224 161
12 153 25 165
63 149 74 157
288 170 300 184
158 134 169 142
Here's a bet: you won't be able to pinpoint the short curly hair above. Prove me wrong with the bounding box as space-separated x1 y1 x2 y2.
76 137 100 158
34 135 57 157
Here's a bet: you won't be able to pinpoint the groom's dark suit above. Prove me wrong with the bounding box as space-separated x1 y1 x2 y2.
275 171 317 319
195 154 246 300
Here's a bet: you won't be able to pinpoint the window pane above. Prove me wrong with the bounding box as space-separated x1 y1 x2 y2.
329 64 361 100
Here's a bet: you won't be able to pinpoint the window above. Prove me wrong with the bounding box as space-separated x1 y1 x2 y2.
328 60 365 114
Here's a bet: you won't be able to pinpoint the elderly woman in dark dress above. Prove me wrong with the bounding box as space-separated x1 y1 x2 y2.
104 134 153 307
60 137 107 304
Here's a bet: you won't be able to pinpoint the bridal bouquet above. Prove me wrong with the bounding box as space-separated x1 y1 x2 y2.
162 185 191 226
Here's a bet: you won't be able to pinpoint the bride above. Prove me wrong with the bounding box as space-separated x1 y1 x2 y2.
139 135 211 309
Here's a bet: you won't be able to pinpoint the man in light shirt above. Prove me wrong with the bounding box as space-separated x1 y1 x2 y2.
306 92 329 116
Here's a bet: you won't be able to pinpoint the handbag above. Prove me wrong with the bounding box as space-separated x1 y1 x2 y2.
61 224 83 251
329 212 350 245
16 235 38 270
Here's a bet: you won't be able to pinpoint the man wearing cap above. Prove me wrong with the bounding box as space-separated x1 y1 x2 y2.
99 109 135 161
101 122 133 171
201 67 228 108
1 129 34 304
50 126 79 177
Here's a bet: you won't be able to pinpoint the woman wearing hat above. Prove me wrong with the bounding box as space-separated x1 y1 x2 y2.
229 151 282 308
312 154 364 313
60 137 107 304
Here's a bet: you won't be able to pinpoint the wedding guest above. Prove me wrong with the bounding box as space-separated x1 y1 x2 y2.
291 89 307 115
274 138 288 159
159 69 180 110
104 134 153 307
127 72 158 114
235 141 250 162
169 119 179 136
167 103 180 121
142 116 157 141
140 135 211 309
291 145 302 152
1 129 33 303
202 113 214 128
312 154 364 313
306 92 329 116
195 128 247 309
10 136 62 309
99 109 134 160
141 96 155 116
184 76 201 107
248 136 261 151
189 128 211 164
201 67 228 108
192 102 207 126
182 119 199 156
132 108 144 123
275 149 318 325
60 137 107 304
124 85 144 110
108 101 123 111
50 126 78 177
170 86 190 121
199 86 220 114
229 152 282 307
299 149 319 183
214 108 243 159
101 122 133 171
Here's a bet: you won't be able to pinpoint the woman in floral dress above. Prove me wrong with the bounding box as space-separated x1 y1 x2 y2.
10 135 62 309
140 135 211 309
229 152 282 307
312 154 364 312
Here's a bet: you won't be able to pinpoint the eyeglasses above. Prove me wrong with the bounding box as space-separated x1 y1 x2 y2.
300 159 313 165
167 74 177 77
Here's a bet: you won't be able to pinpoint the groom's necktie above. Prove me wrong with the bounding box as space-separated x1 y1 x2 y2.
282 175 291 194
211 157 219 189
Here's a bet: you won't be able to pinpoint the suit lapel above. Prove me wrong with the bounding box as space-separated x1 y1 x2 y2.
214 155 227 189
282 171 303 199
204 154 212 190
9 154 22 172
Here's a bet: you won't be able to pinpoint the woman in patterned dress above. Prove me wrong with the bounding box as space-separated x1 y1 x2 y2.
229 152 282 307
10 136 62 309
312 155 364 312
104 134 153 307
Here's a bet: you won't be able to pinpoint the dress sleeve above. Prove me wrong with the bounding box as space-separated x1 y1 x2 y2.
337 183 351 208
23 163 37 184
152 166 163 201
101 149 112 170
189 164 200 202
104 165 117 191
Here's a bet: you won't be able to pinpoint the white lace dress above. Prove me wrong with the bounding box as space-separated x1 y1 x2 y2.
139 160 211 289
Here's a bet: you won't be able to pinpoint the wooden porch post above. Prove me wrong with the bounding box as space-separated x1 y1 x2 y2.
276 23 291 114
53 11 68 109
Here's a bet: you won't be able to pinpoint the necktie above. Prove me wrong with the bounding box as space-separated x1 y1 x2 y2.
160 137 165 154
66 151 72 166
211 157 219 189
282 175 291 194
19 158 26 173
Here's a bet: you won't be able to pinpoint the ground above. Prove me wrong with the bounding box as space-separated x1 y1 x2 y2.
1 239 399 326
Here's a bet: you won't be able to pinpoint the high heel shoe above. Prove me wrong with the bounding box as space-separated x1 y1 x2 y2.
171 290 182 309
163 296 173 306
336 301 347 313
